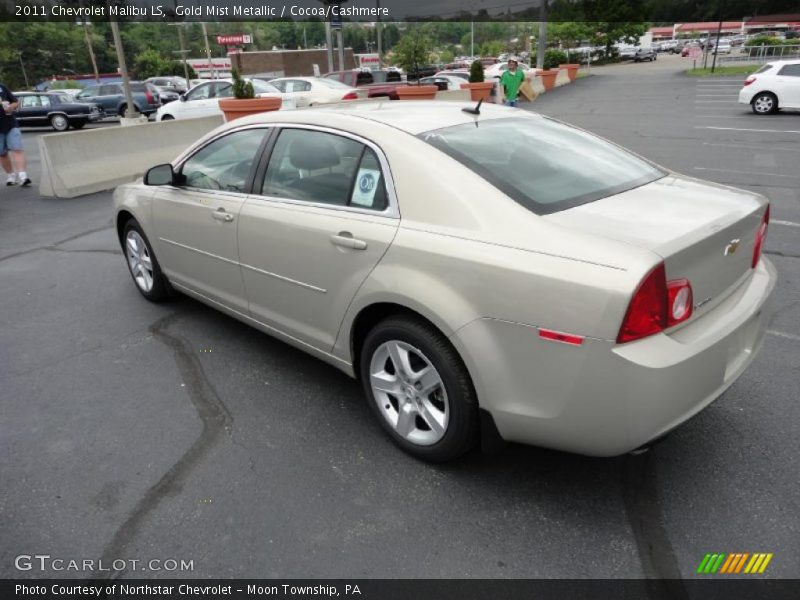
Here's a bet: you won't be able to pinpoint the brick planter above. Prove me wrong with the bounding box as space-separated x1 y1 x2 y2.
218 97 282 121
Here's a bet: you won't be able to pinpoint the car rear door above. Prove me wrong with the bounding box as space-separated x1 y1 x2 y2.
151 126 270 313
238 126 399 351
17 95 47 125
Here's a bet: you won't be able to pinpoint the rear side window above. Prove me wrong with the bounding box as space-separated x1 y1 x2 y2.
261 128 387 211
755 64 774 74
778 64 800 76
420 117 665 215
130 83 146 92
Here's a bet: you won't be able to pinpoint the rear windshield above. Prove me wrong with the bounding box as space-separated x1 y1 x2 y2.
420 117 665 215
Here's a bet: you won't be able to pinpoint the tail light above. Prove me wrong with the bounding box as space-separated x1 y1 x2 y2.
145 89 154 104
752 205 770 268
342 91 359 100
617 263 694 344
743 76 756 86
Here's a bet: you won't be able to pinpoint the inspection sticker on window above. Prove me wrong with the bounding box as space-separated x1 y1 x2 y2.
351 168 381 207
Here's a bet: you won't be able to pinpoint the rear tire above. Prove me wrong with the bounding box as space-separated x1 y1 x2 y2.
752 92 778 115
360 316 479 462
161 114 175 121
122 219 172 303
118 104 127 117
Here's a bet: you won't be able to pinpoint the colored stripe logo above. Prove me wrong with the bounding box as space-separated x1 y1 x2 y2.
697 552 773 574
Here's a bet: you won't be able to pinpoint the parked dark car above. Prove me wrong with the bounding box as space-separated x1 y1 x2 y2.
74 81 161 117
14 92 104 131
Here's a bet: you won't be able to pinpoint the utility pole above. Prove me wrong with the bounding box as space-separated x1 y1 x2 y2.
336 26 345 71
325 21 334 72
176 24 190 82
82 19 100 83
376 0 383 68
201 22 215 79
711 17 724 73
17 52 30 89
471 21 474 58
109 17 140 120
537 0 548 70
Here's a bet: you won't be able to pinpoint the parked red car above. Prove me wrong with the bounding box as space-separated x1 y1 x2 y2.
323 69 405 100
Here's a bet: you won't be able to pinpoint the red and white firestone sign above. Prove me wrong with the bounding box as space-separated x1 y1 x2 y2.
217 34 252 45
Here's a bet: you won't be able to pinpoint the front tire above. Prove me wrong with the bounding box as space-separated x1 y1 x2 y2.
122 219 171 302
752 92 778 115
50 114 69 131
360 316 479 462
160 114 175 121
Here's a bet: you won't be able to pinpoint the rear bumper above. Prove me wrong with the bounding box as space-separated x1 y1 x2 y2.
451 258 777 456
738 88 754 105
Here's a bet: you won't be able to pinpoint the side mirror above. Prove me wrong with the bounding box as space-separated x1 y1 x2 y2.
179 94 187 102
144 163 176 186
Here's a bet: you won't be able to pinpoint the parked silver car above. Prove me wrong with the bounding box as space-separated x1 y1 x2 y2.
114 103 775 462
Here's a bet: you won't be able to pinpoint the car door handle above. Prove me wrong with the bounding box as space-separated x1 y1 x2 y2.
330 232 367 250
211 208 234 223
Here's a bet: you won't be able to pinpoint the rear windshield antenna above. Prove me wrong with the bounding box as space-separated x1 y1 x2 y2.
462 98 483 116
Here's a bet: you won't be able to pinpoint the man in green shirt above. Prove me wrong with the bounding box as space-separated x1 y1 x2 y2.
500 58 525 107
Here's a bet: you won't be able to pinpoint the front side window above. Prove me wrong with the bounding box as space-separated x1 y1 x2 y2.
39 95 51 108
180 129 267 193
261 129 387 211
420 117 665 215
186 83 212 101
78 86 99 98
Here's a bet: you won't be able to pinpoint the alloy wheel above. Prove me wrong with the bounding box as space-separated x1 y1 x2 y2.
125 230 154 293
754 95 774 114
369 340 449 446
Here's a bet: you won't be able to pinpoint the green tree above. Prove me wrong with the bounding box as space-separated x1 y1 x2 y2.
392 31 432 75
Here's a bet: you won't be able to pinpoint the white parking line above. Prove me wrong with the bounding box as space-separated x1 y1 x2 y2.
774 220 800 228
701 141 800 152
768 330 800 342
694 167 800 178
695 126 800 134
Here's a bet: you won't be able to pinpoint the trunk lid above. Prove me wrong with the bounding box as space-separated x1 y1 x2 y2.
544 174 767 320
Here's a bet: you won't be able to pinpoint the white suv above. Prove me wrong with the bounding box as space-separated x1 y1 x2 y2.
739 60 800 114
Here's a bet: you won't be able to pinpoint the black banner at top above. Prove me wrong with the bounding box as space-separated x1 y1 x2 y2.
2 0 800 23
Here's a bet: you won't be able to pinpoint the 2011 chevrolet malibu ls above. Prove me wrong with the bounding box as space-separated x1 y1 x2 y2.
113 102 776 462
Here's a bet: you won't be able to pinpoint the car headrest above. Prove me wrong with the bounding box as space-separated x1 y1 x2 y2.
289 135 340 171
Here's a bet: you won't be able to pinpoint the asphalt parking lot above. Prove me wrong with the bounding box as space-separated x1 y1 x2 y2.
1 55 798 583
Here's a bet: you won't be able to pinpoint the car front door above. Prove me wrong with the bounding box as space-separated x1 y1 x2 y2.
776 64 800 107
151 127 270 313
238 126 399 352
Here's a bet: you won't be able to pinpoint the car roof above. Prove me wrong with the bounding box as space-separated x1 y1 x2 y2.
231 100 526 136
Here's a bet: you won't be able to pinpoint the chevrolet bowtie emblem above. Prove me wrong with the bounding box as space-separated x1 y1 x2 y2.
724 239 741 256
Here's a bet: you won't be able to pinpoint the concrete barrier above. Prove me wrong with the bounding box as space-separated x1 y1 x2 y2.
38 115 224 198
